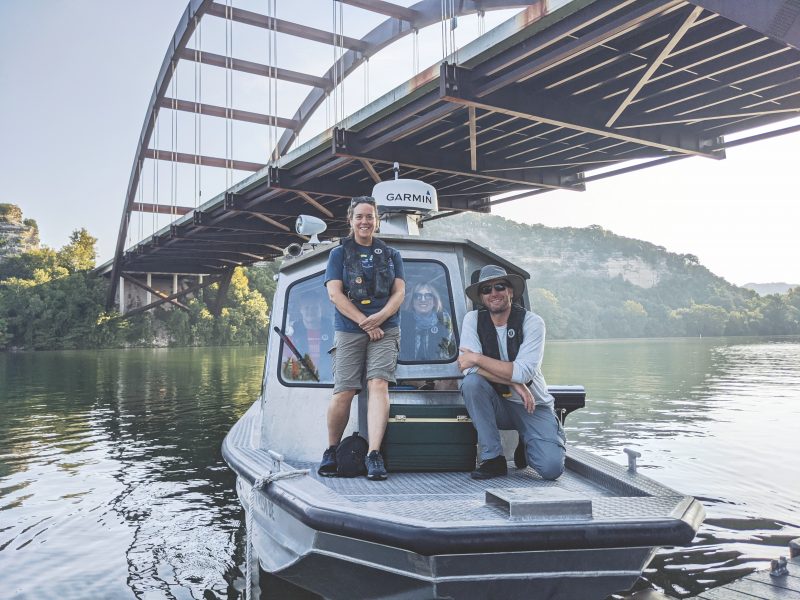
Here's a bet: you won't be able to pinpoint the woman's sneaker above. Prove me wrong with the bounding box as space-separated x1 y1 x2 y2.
318 446 338 477
365 450 387 481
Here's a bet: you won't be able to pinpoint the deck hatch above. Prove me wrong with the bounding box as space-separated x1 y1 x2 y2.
486 487 594 520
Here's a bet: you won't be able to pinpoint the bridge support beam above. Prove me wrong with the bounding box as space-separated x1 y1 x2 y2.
113 275 220 321
439 63 726 160
331 128 585 191
121 272 189 311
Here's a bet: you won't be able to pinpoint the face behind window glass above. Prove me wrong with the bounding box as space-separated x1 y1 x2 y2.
399 262 457 363
280 273 334 385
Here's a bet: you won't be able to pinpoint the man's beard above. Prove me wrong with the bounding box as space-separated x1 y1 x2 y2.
486 297 510 314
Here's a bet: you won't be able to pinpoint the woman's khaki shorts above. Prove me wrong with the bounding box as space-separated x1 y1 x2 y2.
331 327 400 394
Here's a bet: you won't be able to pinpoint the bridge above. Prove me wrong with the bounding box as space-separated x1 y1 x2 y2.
99 0 800 313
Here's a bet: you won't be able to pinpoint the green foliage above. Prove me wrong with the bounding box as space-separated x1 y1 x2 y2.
670 304 728 337
0 213 272 349
3 204 797 348
244 262 279 304
0 203 23 223
0 271 114 350
58 228 97 273
0 247 61 280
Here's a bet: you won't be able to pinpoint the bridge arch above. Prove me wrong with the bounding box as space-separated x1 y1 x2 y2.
108 0 531 306
105 0 800 310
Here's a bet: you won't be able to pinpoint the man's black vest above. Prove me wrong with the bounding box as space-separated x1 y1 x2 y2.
342 237 392 303
477 304 527 397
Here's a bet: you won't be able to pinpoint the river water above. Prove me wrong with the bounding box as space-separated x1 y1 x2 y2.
1 337 798 599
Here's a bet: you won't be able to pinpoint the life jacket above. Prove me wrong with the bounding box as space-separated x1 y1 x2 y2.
400 310 454 360
291 318 333 376
477 304 527 397
342 237 392 304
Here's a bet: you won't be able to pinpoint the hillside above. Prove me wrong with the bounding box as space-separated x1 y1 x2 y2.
422 213 799 339
0 204 40 261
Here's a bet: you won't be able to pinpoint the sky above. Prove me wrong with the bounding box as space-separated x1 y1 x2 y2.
1 1 799 287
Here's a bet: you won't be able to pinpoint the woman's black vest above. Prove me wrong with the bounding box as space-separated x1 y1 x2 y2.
400 310 452 360
342 237 392 303
477 304 527 397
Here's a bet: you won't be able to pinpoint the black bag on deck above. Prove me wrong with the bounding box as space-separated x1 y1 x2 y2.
336 432 368 477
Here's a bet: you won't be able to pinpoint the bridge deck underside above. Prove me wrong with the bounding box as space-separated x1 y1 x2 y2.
118 0 800 275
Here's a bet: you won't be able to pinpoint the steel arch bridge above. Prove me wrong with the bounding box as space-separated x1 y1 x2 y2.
103 0 800 313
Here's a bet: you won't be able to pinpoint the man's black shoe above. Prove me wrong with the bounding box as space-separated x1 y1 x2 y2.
366 450 388 481
471 455 508 480
514 439 527 469
318 445 338 477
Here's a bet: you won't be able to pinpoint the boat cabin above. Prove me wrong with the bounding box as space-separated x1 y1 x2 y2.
261 182 581 465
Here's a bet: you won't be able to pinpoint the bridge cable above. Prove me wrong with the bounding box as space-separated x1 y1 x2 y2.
364 57 369 106
137 157 143 244
170 61 178 218
440 0 458 63
266 0 278 165
413 28 419 76
332 0 338 125
153 114 160 236
225 0 234 190
194 16 203 208
332 0 345 125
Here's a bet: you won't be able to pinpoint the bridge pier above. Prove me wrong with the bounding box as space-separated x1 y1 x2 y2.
115 271 209 315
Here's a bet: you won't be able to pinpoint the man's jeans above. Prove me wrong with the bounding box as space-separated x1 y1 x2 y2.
461 373 566 480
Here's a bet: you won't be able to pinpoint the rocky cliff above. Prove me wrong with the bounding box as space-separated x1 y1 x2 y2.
0 204 40 262
423 213 680 290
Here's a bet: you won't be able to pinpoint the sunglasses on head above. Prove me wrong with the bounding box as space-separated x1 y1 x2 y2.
413 292 434 301
350 196 376 207
479 281 510 295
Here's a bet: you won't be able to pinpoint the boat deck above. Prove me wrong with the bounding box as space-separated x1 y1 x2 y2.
228 399 693 527
294 450 690 525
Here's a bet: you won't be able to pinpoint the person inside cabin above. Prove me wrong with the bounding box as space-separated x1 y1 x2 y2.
458 264 565 481
400 282 455 362
318 196 405 481
282 292 334 382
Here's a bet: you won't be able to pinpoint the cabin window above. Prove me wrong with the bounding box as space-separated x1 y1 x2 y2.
398 260 458 364
278 273 335 386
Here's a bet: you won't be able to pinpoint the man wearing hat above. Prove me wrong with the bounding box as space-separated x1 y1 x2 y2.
458 265 566 480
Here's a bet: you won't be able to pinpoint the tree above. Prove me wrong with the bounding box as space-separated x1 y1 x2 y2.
529 288 566 338
670 304 728 336
621 300 648 337
216 268 270 345
58 228 97 272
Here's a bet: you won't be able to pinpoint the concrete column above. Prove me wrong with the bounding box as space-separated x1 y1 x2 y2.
146 273 152 305
173 274 178 295
119 277 126 313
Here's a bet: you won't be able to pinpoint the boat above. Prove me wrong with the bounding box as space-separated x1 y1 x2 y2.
222 179 705 600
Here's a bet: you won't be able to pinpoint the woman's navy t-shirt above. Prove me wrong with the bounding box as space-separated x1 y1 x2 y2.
324 241 404 333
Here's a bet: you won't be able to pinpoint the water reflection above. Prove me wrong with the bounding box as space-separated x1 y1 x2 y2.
0 348 262 599
544 337 800 598
1 338 798 599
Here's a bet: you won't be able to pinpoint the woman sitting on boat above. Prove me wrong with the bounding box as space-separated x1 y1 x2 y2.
318 196 405 481
400 282 455 361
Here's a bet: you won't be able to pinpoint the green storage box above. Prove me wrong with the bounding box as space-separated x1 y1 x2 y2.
381 404 477 472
